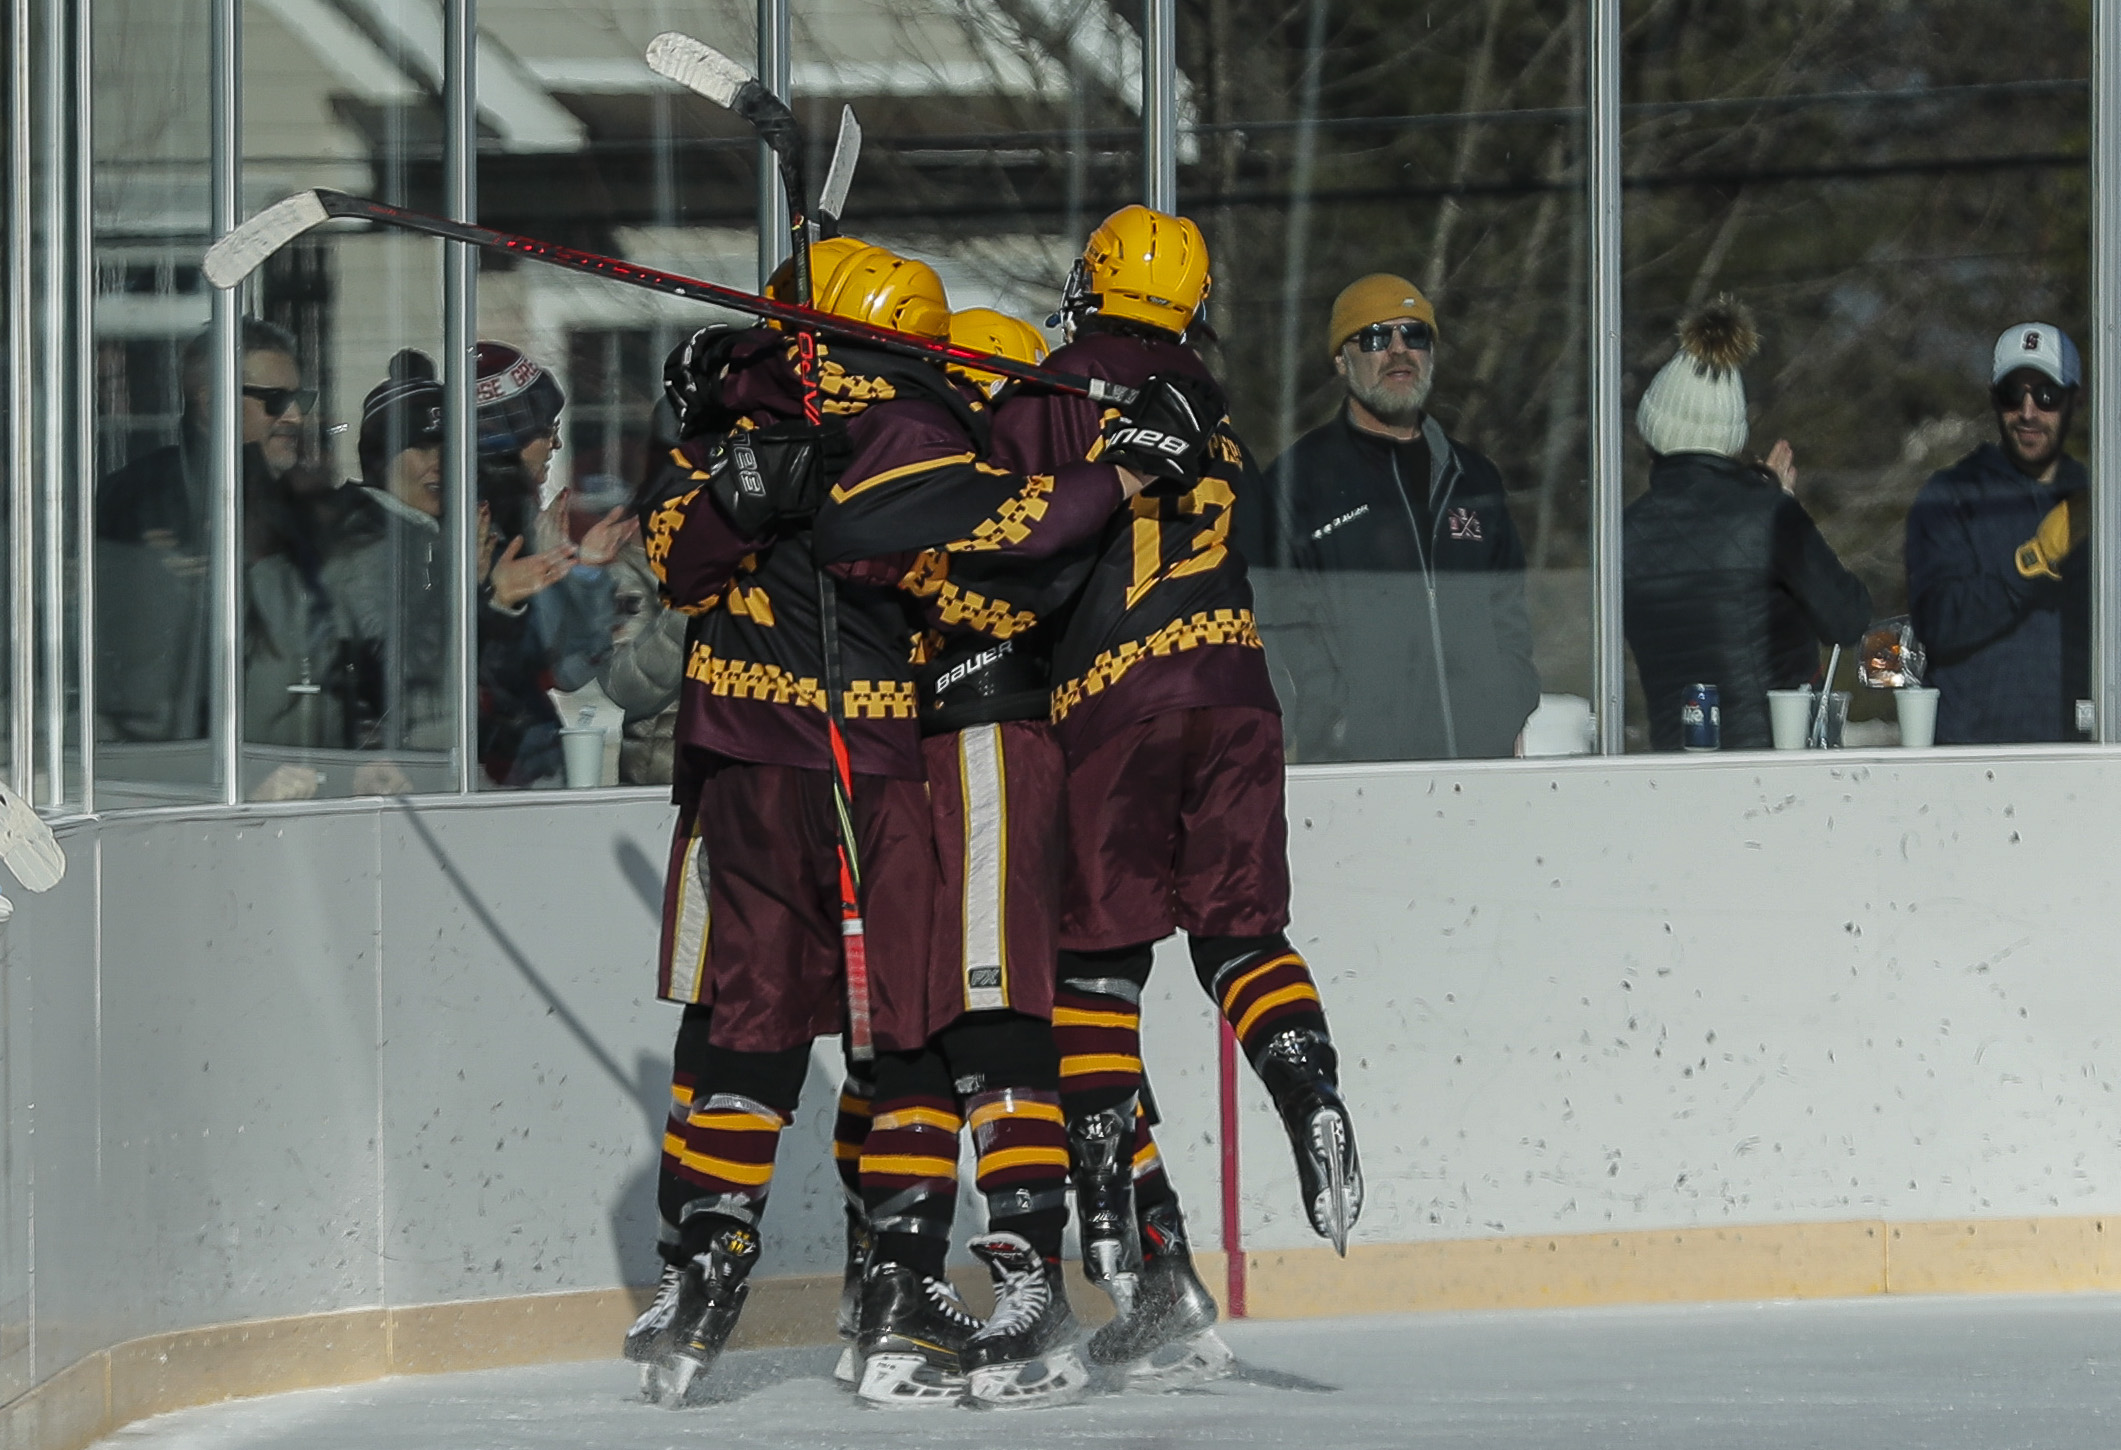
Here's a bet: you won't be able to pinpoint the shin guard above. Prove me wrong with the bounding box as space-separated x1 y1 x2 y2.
861 1091 962 1279
1192 934 1327 1060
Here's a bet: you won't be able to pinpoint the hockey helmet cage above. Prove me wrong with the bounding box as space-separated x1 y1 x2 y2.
768 236 953 342
1061 205 1211 335
947 307 1050 394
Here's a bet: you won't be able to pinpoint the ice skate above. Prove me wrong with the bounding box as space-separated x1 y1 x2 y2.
1067 1100 1144 1318
624 1262 686 1401
833 1210 872 1389
853 1259 982 1409
1088 1201 1233 1391
961 1232 1089 1410
657 1220 761 1408
1255 1027 1364 1254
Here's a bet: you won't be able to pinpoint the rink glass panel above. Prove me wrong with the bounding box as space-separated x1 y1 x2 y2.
89 0 218 805
470 2 761 791
1618 1 2092 752
1179 0 1596 765
219 0 462 800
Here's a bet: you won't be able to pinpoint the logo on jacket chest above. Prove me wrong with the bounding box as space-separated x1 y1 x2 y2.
1446 506 1484 541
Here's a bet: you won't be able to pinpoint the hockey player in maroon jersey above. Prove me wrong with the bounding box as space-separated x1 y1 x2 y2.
621 314 937 1408
989 205 1366 1380
801 268 1184 1408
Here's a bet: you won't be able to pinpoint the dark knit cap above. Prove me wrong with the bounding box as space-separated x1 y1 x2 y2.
474 341 566 456
357 349 444 485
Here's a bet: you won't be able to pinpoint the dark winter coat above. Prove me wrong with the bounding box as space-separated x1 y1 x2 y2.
1266 407 1540 761
1904 443 2089 744
1624 451 1871 751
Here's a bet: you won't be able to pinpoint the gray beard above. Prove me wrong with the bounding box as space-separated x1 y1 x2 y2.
1348 369 1433 427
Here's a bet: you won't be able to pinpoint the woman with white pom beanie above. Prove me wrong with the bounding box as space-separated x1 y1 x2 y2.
1622 297 1873 750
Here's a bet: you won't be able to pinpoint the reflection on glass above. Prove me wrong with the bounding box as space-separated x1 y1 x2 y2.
91 0 217 804
1189 1 1592 763
1620 1 2089 750
226 0 458 799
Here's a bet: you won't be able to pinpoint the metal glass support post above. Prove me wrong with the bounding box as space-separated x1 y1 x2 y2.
6 0 33 800
755 0 789 289
2092 0 2121 742
1586 0 1624 755
38 0 65 807
444 0 477 792
1142 0 1176 211
210 0 241 804
72 0 93 810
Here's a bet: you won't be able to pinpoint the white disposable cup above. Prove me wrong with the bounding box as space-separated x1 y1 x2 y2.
1896 687 1940 749
560 727 605 788
1767 689 1811 749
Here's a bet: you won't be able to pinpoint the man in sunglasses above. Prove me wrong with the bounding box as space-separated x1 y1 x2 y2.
1905 323 2091 743
1262 273 1539 762
96 317 321 744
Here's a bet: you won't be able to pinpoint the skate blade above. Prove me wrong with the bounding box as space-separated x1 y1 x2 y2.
856 1351 965 1410
661 1350 718 1409
1311 1111 1354 1256
1124 1329 1236 1393
832 1342 860 1390
965 1345 1091 1411
637 1361 667 1403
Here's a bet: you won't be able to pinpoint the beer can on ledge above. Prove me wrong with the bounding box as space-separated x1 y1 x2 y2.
1681 683 1720 751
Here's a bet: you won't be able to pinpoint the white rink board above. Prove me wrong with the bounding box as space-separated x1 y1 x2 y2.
91 1294 2121 1450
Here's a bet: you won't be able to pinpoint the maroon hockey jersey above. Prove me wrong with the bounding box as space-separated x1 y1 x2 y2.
987 326 1278 756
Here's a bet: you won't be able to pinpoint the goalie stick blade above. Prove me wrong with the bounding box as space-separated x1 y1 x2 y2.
646 31 754 109
202 190 331 288
0 780 64 894
817 105 862 232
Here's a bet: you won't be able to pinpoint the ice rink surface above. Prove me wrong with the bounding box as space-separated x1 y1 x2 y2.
95 1293 2121 1450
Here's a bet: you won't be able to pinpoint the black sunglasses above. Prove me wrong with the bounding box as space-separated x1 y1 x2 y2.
243 384 317 418
1992 377 2070 414
1351 321 1433 353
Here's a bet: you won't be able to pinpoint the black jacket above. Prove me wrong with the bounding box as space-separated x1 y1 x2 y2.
1904 443 2089 744
1623 452 1871 751
1266 407 1540 761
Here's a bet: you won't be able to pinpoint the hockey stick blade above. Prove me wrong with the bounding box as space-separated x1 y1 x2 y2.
817 106 862 234
0 780 65 893
645 31 753 109
202 190 330 288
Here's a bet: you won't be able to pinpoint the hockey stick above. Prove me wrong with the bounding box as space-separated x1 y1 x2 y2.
815 106 861 239
650 31 880 1062
201 189 1135 405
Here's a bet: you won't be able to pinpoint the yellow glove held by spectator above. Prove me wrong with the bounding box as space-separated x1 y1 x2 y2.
2015 492 2088 580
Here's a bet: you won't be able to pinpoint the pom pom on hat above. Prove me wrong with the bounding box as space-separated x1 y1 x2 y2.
1635 295 1759 459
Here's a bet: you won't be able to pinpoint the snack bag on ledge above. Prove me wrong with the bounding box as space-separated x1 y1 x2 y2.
1858 616 1927 689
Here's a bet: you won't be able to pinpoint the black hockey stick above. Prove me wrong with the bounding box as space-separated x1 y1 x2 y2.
200 189 1136 405
650 31 879 1062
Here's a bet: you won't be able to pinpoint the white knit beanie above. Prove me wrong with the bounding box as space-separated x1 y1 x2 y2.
1634 296 1758 458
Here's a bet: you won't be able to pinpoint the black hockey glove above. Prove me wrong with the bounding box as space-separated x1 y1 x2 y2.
663 325 746 440
703 419 851 536
1099 372 1225 481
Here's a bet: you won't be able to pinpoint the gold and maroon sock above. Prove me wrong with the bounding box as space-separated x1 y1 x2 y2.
967 1086 1072 1262
1192 933 1329 1063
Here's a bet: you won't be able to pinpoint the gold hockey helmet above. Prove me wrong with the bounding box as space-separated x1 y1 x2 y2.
946 307 1051 394
767 237 952 342
1060 205 1211 334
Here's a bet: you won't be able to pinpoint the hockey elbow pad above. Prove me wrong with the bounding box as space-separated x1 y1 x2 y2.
704 420 847 535
1099 373 1224 481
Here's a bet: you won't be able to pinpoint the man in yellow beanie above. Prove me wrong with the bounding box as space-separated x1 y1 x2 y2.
1261 273 1540 762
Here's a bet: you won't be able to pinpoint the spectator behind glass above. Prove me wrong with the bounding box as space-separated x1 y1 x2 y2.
470 341 636 787
595 397 688 785
1266 272 1540 761
1905 323 2090 744
97 317 315 742
321 349 577 795
1623 297 1871 751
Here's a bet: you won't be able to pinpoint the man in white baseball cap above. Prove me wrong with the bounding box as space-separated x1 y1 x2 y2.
1904 322 2089 743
